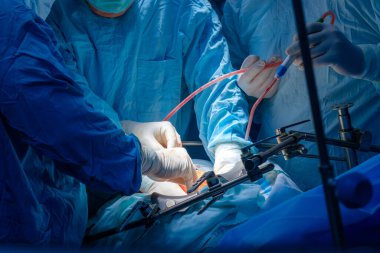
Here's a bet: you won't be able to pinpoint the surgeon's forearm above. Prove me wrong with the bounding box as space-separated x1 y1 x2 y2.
206 80 251 151
55 133 142 195
1 88 143 195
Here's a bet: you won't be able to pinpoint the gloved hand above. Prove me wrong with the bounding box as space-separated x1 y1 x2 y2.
141 146 197 189
237 55 280 98
140 175 186 196
286 22 365 77
121 120 182 151
213 143 245 181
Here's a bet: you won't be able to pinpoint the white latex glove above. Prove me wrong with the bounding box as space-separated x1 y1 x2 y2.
214 143 245 181
121 120 182 151
141 146 197 189
237 55 280 98
140 175 186 196
286 22 365 77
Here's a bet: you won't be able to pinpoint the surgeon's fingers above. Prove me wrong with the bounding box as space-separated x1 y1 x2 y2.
292 22 326 42
291 23 330 70
184 168 198 190
160 121 182 148
258 72 278 98
149 139 167 150
265 56 281 74
293 40 330 67
240 60 266 84
312 46 335 67
256 65 275 89
241 55 260 69
259 57 280 97
238 56 281 98
289 32 329 67
310 40 331 64
240 55 264 80
176 132 182 147
176 148 198 186
167 165 198 189
287 33 326 58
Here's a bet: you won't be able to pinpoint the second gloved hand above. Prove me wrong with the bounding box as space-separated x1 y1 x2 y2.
141 146 197 189
122 120 182 151
286 22 365 77
237 55 280 98
214 143 245 181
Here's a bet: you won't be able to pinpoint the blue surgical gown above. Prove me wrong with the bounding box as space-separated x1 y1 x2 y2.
0 0 142 245
222 0 380 190
46 0 251 160
23 0 56 20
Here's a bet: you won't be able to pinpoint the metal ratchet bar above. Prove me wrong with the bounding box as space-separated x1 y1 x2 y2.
255 142 346 162
297 154 346 162
182 141 203 146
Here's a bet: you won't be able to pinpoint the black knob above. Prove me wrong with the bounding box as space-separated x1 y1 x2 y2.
336 172 373 209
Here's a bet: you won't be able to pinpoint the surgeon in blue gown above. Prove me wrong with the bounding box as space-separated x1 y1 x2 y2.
221 0 380 191
0 0 197 246
45 0 270 195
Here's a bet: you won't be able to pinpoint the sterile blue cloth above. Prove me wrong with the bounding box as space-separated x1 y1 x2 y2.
216 154 380 251
222 0 380 190
46 0 251 160
85 164 301 251
0 0 141 245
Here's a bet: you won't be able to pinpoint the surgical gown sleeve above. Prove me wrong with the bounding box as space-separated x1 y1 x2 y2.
182 2 251 157
0 0 141 195
354 2 380 83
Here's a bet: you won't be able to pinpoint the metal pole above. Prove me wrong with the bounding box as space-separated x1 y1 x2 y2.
332 104 358 169
291 0 345 248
